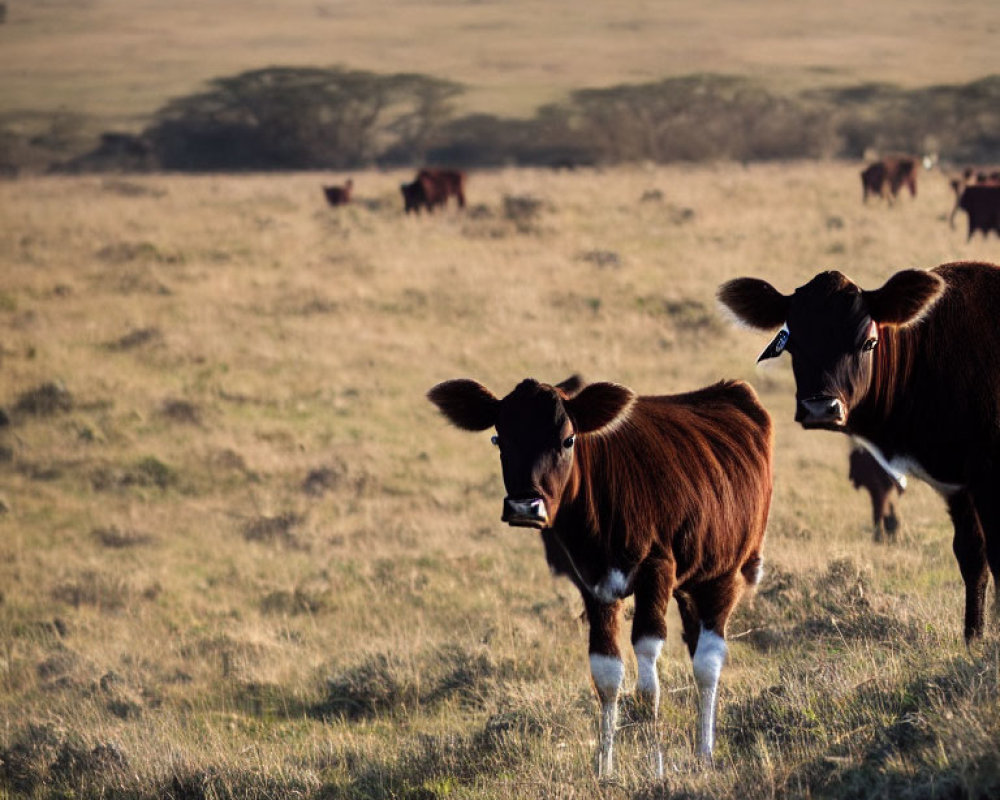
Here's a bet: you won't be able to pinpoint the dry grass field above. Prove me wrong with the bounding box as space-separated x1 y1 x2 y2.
2 162 1000 798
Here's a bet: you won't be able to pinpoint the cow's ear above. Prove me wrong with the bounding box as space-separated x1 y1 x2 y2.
566 382 635 435
427 380 500 431
863 269 945 327
555 374 585 399
717 278 790 331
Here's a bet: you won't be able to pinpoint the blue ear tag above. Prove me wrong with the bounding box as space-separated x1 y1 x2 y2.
757 324 789 362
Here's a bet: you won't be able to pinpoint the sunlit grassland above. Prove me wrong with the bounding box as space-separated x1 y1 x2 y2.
1 163 999 798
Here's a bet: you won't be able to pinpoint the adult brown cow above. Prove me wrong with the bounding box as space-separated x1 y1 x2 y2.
417 168 466 210
427 375 773 775
322 179 353 207
849 444 904 543
861 156 918 204
719 261 1000 643
400 169 466 214
955 184 1000 240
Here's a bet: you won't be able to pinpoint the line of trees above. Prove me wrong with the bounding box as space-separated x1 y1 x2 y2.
7 68 1000 174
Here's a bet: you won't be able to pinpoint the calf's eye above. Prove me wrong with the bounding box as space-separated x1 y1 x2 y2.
491 435 500 447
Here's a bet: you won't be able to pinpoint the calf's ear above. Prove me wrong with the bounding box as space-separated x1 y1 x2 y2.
555 374 585 399
717 278 790 331
427 380 499 431
566 382 635 435
863 269 945 326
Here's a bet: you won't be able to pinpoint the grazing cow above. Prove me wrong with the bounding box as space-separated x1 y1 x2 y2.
427 375 773 774
718 260 1000 643
860 156 918 204
401 178 431 214
419 168 466 210
322 179 353 206
849 444 904 543
955 184 1000 240
401 168 466 214
948 169 1000 229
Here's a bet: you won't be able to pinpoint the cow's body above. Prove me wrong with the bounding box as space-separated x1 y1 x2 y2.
956 184 1000 240
719 261 1000 642
402 168 466 214
849 445 903 542
322 179 353 206
861 157 918 204
428 376 773 774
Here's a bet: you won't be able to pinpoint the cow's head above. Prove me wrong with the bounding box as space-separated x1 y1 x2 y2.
718 269 945 430
427 375 633 528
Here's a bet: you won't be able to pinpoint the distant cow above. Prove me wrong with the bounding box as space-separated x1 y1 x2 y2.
719 260 1000 643
948 168 1000 229
955 184 1000 240
401 168 466 213
401 178 429 214
861 156 918 204
322 179 353 207
849 445 904 543
428 375 773 774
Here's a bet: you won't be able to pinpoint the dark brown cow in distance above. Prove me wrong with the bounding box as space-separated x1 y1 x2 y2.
860 156 918 204
401 168 466 214
948 168 1000 230
849 445 904 543
955 184 1000 240
719 260 1000 643
428 375 773 775
322 179 353 207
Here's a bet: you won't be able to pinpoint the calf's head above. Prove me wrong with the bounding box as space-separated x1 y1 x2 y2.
718 269 944 430
427 376 634 528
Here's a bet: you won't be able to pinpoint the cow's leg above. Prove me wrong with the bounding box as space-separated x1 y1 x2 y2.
883 495 900 543
584 594 623 778
870 489 885 543
967 479 1000 630
685 576 743 764
631 561 672 778
947 490 988 643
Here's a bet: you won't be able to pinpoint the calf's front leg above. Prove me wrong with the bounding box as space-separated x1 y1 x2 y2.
584 594 623 777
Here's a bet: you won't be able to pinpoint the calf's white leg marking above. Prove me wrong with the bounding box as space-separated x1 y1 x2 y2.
589 653 623 777
633 636 665 778
691 626 727 762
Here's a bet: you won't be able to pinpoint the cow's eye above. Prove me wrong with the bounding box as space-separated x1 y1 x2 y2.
861 337 877 353
562 435 575 449
491 435 500 447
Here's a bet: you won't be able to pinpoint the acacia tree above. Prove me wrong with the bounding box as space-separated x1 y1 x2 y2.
145 67 462 170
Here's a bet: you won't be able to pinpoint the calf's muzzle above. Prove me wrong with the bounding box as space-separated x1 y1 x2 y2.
502 496 548 528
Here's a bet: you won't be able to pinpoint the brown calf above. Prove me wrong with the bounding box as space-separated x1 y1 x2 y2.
322 179 353 206
428 375 773 774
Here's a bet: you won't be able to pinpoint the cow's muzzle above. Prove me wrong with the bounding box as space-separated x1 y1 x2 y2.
796 395 847 429
502 497 548 529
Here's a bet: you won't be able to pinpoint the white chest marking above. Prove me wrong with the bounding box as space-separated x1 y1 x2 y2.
593 568 631 604
851 436 963 497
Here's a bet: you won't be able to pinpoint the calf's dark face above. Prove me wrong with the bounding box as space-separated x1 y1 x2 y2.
718 268 945 430
427 377 633 529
